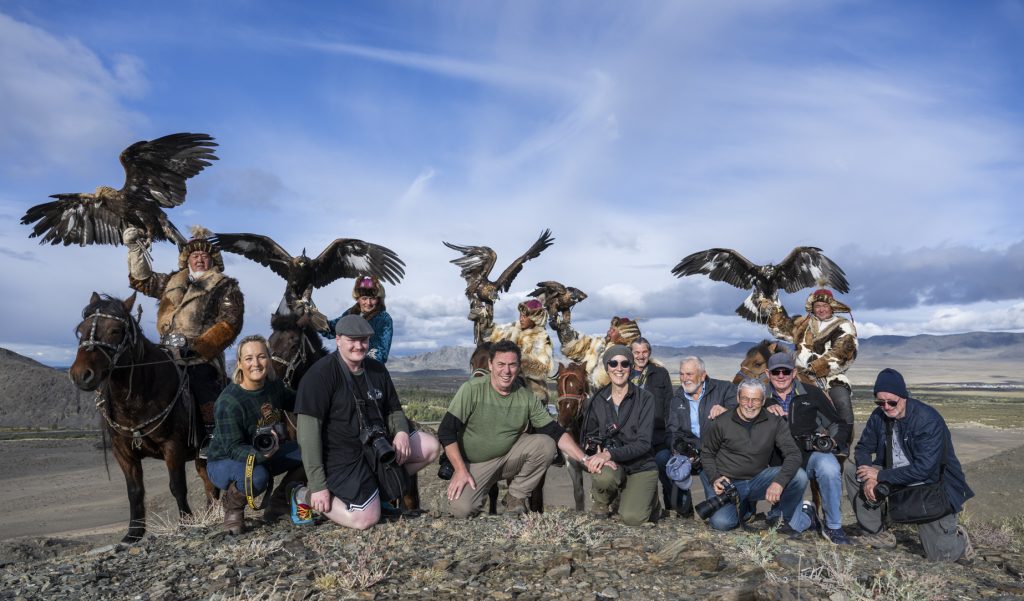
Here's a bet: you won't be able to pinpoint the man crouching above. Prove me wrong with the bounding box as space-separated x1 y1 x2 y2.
293 315 440 530
440 340 592 517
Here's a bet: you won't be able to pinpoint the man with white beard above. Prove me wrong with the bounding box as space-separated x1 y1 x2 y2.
662 356 737 517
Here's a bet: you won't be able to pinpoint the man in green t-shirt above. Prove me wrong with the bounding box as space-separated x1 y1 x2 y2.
438 340 592 517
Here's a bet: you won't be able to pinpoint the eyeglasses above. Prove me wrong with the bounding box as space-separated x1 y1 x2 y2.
606 359 632 368
769 368 792 376
875 399 901 408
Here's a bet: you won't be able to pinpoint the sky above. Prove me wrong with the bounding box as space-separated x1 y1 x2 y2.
1 1 1023 366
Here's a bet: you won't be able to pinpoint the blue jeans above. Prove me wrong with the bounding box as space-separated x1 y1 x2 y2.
207 441 303 494
805 451 843 529
707 466 809 532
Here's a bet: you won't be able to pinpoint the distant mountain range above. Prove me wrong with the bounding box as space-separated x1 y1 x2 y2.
387 331 1024 372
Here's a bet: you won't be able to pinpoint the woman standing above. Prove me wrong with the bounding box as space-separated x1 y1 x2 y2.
206 335 305 534
582 345 659 525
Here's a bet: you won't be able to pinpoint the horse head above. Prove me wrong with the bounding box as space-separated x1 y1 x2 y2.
733 339 783 384
469 342 491 378
70 292 142 391
555 362 589 431
268 306 325 389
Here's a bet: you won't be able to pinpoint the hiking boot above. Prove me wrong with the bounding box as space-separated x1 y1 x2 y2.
590 503 611 519
821 527 852 545
502 493 530 516
222 483 246 535
857 528 897 549
956 525 976 563
290 485 313 525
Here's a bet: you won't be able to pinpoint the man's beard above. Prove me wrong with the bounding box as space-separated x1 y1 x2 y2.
189 267 207 279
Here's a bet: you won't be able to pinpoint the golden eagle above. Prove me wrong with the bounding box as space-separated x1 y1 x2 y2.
213 232 405 301
20 132 218 246
444 229 554 307
529 280 588 325
672 246 849 322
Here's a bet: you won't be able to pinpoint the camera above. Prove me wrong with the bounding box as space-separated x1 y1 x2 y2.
802 433 836 453
695 481 738 520
252 422 287 455
672 439 703 475
584 423 620 456
360 423 397 465
437 453 455 480
862 482 890 510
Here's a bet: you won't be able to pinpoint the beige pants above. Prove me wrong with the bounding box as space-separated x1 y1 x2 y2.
449 434 556 518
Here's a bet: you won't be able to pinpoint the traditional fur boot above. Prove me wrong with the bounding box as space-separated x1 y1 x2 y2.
263 467 306 524
223 483 247 535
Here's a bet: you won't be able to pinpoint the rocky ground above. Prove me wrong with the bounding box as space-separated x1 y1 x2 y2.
3 460 1024 601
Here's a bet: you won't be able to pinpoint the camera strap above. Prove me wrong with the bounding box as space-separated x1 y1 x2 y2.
244 453 271 510
337 359 386 428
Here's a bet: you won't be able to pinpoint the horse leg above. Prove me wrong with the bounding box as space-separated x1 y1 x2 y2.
566 458 585 511
194 457 220 504
528 472 545 513
401 474 420 511
113 445 147 543
488 483 499 515
163 447 193 518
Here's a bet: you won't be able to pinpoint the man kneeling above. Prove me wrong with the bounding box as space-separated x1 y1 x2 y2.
440 340 591 517
701 379 814 534
294 315 440 530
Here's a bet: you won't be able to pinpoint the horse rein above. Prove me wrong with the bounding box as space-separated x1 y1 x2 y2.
272 331 319 389
78 309 141 368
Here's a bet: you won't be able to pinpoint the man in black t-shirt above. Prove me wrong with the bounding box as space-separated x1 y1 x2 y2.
294 315 441 529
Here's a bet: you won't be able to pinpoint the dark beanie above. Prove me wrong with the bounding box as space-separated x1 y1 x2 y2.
873 368 909 399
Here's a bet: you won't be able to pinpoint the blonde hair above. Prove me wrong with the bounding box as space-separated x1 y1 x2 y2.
232 334 277 385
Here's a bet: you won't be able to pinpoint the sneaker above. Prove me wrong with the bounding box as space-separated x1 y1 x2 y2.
800 502 821 533
290 485 313 525
857 529 897 549
821 527 852 545
956 525 976 563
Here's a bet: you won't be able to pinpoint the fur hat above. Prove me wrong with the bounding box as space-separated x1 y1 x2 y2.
352 275 386 300
609 316 642 345
177 226 224 271
804 288 851 314
517 298 546 324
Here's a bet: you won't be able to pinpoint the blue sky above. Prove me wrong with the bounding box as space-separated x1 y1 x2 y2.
1 1 1023 365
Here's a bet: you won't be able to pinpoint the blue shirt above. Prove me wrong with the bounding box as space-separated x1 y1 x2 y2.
772 388 795 414
683 383 706 438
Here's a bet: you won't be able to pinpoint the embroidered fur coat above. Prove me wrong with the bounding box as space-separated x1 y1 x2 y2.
129 268 244 365
765 302 858 391
560 332 612 391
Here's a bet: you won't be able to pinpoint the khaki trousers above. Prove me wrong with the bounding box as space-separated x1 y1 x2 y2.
591 467 659 526
449 434 556 518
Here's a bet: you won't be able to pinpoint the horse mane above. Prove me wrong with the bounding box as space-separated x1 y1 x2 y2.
270 310 302 332
745 339 776 360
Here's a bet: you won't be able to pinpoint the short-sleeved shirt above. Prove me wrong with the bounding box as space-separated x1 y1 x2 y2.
295 352 404 505
446 376 553 464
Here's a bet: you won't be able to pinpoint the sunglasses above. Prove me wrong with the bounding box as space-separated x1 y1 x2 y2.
606 359 632 368
875 399 900 408
769 368 792 376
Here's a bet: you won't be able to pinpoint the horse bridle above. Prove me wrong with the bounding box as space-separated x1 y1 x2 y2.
78 308 141 369
556 370 588 419
272 330 319 388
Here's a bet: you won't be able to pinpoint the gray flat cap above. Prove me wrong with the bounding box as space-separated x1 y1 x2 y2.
335 314 374 337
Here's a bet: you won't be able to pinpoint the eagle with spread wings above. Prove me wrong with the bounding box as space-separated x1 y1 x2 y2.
20 132 218 247
671 246 849 322
529 280 588 327
213 232 406 301
443 229 554 340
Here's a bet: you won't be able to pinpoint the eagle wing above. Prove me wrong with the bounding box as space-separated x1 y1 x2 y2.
213 232 295 280
21 194 128 246
493 229 555 293
443 241 498 285
671 248 759 290
310 238 406 288
773 246 850 294
529 280 566 299
119 132 218 208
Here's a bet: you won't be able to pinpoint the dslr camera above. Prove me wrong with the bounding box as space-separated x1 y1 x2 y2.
695 480 738 520
437 453 455 480
862 482 890 510
252 422 288 455
801 432 836 453
584 423 620 456
672 439 703 475
360 422 397 466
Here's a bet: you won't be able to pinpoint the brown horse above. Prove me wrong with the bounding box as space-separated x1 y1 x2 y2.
555 362 589 511
733 339 786 384
70 292 216 543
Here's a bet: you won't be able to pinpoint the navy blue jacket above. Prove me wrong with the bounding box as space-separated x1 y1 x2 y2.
666 377 738 451
855 397 974 513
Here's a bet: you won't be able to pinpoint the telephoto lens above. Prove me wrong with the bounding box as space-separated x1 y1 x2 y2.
437 454 455 480
695 481 738 520
862 482 890 510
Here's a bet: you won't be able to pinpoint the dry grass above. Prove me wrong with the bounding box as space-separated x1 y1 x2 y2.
148 502 224 536
498 507 602 547
220 574 303 600
802 547 948 601
307 528 399 593
735 526 782 581
313 555 396 591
